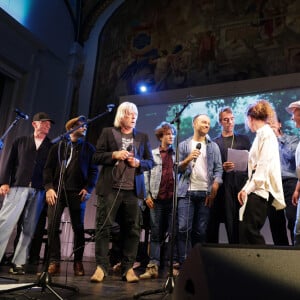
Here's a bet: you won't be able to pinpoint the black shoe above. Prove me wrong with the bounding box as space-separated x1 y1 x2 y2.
9 264 25 275
28 258 40 265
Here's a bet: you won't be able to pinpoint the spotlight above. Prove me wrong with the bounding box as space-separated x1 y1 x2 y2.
139 84 148 93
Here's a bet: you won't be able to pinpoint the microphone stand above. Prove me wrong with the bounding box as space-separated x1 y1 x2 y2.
134 97 192 299
0 115 24 150
51 105 115 144
0 106 115 298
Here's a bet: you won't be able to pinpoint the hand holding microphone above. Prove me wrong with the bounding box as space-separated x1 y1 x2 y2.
114 145 134 166
192 142 201 167
125 145 140 168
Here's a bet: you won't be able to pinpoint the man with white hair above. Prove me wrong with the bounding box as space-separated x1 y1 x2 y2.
91 102 154 283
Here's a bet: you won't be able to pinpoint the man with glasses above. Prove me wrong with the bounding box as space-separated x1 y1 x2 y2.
0 112 54 275
44 115 98 276
207 106 251 244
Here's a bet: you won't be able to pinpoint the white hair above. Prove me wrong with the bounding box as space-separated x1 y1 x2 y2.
114 102 138 127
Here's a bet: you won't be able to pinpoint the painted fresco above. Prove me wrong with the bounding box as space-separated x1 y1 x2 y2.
90 0 300 118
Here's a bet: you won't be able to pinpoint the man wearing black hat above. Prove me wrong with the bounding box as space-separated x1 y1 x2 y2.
43 116 98 276
0 112 54 275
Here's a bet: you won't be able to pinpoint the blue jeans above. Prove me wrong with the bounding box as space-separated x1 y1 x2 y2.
149 199 173 266
177 191 210 264
0 187 45 265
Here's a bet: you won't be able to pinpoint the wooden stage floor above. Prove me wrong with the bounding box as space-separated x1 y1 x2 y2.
0 260 177 300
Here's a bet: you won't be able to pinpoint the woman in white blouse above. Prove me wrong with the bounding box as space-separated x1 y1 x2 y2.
237 100 285 244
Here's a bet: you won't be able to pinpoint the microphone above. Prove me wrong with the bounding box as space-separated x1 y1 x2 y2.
193 143 202 164
15 108 29 120
115 144 133 166
107 104 115 112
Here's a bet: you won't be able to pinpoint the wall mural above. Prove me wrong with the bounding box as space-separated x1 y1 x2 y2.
89 0 300 142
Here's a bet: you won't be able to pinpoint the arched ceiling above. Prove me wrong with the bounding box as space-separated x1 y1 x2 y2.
65 0 117 44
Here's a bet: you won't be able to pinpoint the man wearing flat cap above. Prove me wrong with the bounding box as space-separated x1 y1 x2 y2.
286 100 300 246
43 115 98 276
0 112 54 275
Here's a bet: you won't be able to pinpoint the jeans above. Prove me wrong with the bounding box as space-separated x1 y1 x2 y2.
95 189 141 275
177 191 210 264
149 199 174 266
0 187 45 265
281 177 297 244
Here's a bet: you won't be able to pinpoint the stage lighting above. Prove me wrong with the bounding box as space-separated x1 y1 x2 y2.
139 84 148 93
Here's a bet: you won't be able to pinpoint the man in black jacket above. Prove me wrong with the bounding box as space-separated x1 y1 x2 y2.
90 102 154 283
44 115 98 276
0 112 54 275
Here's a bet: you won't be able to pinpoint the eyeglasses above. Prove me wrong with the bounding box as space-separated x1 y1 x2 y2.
222 117 234 123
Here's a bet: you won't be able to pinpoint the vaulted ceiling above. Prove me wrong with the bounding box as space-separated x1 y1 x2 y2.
65 0 116 44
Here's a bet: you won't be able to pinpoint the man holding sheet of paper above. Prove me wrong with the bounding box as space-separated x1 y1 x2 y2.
207 106 251 244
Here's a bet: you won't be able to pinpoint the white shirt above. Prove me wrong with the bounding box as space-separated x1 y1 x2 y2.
34 137 43 150
190 140 208 191
240 124 285 220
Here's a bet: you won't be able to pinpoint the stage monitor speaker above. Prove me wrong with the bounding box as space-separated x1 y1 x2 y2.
173 243 300 300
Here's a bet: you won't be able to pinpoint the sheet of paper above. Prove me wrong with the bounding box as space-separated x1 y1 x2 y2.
227 148 249 172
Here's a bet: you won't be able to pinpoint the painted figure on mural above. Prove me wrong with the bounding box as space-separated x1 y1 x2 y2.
149 49 170 91
198 30 218 78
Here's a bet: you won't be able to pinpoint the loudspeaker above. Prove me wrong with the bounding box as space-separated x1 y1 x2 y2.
173 244 300 300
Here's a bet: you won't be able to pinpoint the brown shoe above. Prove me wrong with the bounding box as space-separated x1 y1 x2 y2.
48 262 60 276
123 268 139 283
90 266 105 283
74 261 84 276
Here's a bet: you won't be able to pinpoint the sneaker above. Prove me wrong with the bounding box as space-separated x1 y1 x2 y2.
139 263 159 279
9 264 25 275
123 268 139 283
90 266 105 283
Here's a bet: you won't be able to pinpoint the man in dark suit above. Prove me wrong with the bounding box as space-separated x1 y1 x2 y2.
44 115 98 276
91 102 154 283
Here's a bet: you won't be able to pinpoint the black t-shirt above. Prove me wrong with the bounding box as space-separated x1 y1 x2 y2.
112 133 135 190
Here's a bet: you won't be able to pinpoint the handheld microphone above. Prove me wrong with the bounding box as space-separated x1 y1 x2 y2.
193 143 202 164
15 108 29 120
115 144 133 166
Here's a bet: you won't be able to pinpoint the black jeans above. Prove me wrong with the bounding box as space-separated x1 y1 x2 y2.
47 191 85 262
239 193 268 244
95 189 141 275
